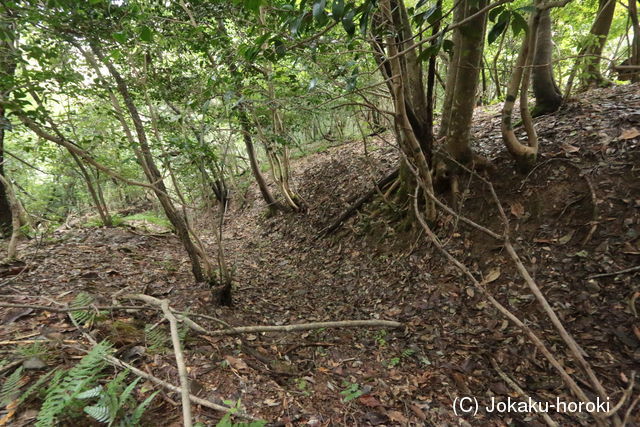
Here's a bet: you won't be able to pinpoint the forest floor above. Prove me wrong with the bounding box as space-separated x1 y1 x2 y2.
1 83 640 426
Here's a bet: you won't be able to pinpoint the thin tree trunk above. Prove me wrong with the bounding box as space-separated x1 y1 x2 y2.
69 151 112 226
532 8 563 116
238 110 281 214
439 0 488 165
0 5 17 235
629 0 640 82
583 0 617 87
0 173 22 260
91 43 205 283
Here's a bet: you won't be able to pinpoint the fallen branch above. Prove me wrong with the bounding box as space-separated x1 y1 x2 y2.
0 303 156 312
205 319 403 336
123 294 193 427
318 168 399 237
490 358 558 427
587 265 640 279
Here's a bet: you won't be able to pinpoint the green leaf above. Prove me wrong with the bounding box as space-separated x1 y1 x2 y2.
139 25 153 42
331 0 345 21
112 31 127 44
289 13 305 36
488 18 509 44
517 5 536 13
510 12 528 36
245 0 263 13
313 0 328 25
342 9 355 36
489 5 504 22
425 3 442 25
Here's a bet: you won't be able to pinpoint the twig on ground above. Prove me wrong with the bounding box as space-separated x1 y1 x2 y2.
587 265 640 279
0 303 157 312
204 319 402 336
490 358 558 427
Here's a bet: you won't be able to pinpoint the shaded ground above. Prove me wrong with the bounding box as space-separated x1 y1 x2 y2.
1 84 639 426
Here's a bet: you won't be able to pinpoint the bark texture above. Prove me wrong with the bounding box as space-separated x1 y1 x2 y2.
532 8 563 116
0 6 17 235
439 0 489 165
583 0 616 87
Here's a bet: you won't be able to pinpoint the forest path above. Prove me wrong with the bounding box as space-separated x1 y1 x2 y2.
1 83 639 425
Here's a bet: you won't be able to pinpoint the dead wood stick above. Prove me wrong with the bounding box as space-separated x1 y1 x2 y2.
318 168 399 237
123 294 193 427
490 359 558 427
104 354 258 421
0 303 156 312
587 265 640 279
205 319 402 336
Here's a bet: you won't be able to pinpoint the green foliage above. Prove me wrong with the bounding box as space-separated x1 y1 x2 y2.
16 341 55 363
35 341 112 426
216 399 266 427
80 370 159 426
70 292 99 327
339 381 363 402
0 366 24 406
144 324 169 354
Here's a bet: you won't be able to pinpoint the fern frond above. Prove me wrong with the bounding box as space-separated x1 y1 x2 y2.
84 404 111 423
77 385 103 399
35 341 112 427
70 292 96 326
16 369 58 407
0 366 24 406
118 375 139 408
144 325 168 353
130 390 159 425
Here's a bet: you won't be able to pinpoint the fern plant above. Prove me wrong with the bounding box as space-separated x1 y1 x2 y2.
35 341 112 426
70 292 98 327
0 366 24 407
144 324 168 354
79 370 158 426
216 399 266 427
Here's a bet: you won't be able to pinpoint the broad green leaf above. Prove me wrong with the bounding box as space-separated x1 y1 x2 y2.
332 0 345 21
511 12 528 36
488 18 509 44
313 0 328 25
342 9 355 36
139 25 153 42
112 31 127 44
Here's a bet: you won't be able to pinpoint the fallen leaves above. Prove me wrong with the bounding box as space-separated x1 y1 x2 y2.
619 127 640 140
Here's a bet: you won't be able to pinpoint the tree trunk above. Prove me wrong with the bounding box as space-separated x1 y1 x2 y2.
502 6 541 171
439 0 488 165
69 151 112 226
0 5 17 235
0 173 21 260
583 0 616 87
629 0 640 82
238 109 281 214
91 43 205 283
532 8 563 116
